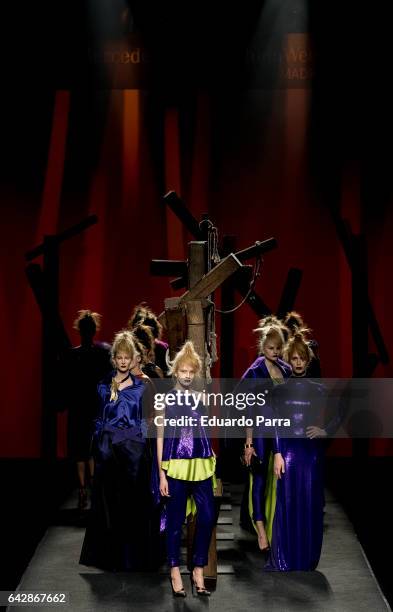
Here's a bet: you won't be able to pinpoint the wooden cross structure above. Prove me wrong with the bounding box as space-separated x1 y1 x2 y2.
151 191 281 584
151 191 282 375
25 215 98 459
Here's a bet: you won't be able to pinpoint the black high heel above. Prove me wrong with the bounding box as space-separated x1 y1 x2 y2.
169 577 186 598
190 570 211 597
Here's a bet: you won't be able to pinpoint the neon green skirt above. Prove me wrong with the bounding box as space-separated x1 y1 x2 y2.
161 456 217 519
248 452 277 542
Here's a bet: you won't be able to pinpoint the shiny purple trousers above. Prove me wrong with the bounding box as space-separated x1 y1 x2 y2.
166 476 216 567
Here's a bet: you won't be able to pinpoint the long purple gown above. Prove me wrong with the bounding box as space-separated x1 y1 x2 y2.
79 373 153 571
265 378 326 571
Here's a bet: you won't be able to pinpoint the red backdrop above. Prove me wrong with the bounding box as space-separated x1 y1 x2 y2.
2 4 393 457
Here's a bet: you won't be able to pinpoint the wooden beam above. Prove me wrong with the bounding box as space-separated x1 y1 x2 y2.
163 191 203 239
332 214 389 364
41 236 60 459
235 237 277 261
170 276 187 290
188 241 206 289
25 264 71 352
180 254 242 304
150 259 187 277
186 300 206 374
162 298 186 359
276 268 303 319
25 215 98 261
234 265 271 318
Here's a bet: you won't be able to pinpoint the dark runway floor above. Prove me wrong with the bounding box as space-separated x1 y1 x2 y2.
8 484 390 612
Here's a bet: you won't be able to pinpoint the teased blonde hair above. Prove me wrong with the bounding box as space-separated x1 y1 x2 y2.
73 309 102 331
254 314 289 343
131 334 147 365
253 324 285 356
283 311 313 341
283 330 313 365
110 330 137 401
132 323 155 362
111 330 136 363
256 314 281 328
128 302 163 339
168 340 202 377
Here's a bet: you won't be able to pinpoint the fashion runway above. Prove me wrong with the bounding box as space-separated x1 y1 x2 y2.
10 485 390 612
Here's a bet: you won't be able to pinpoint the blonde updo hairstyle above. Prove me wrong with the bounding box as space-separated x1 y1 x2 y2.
253 324 285 357
283 330 313 365
256 314 290 343
131 335 148 366
132 323 156 363
168 340 202 378
110 330 137 401
73 309 102 332
283 311 313 342
111 330 136 366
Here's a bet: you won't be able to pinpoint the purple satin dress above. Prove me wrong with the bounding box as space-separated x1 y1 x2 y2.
151 391 214 510
241 356 292 458
80 373 151 571
162 398 214 461
265 378 326 571
238 356 292 526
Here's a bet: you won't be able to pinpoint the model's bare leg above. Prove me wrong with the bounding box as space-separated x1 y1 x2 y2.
255 520 269 551
88 457 94 481
191 566 211 596
77 461 86 488
170 566 185 594
77 461 88 509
